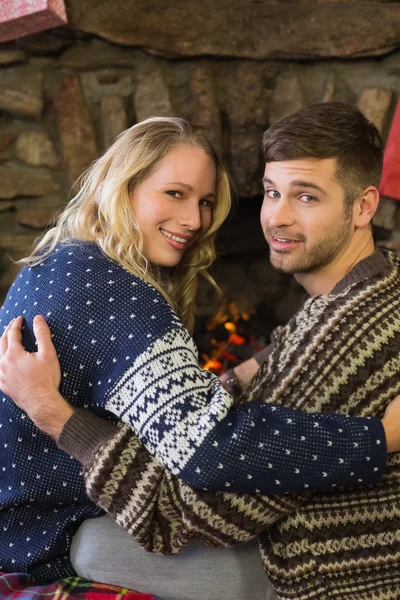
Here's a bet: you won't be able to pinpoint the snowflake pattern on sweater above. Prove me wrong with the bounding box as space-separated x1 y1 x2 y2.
0 241 234 581
0 242 386 582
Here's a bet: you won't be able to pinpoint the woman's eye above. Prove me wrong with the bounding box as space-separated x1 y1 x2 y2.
199 199 213 209
166 190 181 198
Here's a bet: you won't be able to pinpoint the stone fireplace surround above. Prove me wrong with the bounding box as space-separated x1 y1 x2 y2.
0 0 399 327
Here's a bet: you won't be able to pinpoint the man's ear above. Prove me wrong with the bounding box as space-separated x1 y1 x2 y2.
353 186 379 228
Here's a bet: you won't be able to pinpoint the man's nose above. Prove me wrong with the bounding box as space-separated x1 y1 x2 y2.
267 199 295 228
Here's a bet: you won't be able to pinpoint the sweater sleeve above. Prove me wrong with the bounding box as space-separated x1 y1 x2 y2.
101 322 386 493
59 409 303 553
253 343 274 366
58 408 386 554
59 405 386 496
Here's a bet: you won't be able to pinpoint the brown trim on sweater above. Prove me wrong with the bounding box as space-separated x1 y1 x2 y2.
58 408 119 467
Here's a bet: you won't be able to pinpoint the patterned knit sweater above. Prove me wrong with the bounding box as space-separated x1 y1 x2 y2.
0 242 386 582
58 248 400 599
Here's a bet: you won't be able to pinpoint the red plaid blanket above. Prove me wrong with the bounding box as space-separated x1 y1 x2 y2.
0 573 164 600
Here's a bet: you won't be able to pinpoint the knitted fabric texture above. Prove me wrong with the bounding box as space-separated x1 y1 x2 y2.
0 241 226 580
0 242 387 584
59 249 400 600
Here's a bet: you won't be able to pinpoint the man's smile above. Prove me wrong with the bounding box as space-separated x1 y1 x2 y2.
268 232 304 252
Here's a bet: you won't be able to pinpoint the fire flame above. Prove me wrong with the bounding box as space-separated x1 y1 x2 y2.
201 300 256 373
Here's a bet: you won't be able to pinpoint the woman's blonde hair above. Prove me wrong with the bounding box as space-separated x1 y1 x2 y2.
21 117 232 332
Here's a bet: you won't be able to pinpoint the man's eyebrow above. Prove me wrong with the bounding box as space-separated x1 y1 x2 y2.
262 177 275 185
262 177 326 194
290 180 326 193
162 182 216 199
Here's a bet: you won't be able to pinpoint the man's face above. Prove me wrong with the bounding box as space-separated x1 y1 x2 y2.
260 158 355 275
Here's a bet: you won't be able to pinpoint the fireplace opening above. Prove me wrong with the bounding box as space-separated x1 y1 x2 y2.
193 196 305 372
195 299 271 375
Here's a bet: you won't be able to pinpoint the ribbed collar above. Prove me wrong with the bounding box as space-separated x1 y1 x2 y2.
331 248 389 295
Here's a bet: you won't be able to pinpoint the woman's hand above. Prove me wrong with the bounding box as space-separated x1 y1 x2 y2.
0 316 75 439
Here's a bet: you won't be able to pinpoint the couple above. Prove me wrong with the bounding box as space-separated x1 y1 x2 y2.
1 102 400 600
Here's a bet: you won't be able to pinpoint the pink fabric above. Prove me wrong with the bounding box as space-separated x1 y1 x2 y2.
0 0 67 43
380 99 400 201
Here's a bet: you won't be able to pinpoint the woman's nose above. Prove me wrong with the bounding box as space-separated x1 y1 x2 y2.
178 203 202 231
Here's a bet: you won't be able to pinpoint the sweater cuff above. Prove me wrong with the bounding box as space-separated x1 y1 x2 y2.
360 416 387 484
254 342 275 366
57 408 119 467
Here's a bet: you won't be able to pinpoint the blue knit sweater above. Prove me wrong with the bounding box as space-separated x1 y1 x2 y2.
0 242 386 582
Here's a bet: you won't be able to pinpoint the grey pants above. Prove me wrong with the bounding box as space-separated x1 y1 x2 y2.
70 515 278 600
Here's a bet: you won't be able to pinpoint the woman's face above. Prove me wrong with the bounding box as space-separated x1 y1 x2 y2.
130 144 217 267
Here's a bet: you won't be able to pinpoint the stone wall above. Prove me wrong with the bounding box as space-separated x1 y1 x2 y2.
0 0 400 320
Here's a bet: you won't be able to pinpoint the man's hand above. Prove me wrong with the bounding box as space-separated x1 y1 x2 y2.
0 316 74 439
382 394 400 453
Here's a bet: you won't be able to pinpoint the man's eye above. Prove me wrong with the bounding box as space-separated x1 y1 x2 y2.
265 190 280 199
300 194 316 203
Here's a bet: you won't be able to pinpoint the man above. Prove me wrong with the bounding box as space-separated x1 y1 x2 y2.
1 102 400 599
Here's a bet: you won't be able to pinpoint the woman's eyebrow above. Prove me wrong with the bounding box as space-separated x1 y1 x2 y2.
163 181 193 190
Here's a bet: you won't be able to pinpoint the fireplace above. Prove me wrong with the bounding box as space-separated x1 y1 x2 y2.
193 195 304 370
0 3 399 303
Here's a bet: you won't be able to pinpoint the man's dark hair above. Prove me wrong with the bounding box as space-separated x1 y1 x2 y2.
262 102 384 206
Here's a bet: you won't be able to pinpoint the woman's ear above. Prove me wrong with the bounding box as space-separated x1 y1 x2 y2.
353 186 380 228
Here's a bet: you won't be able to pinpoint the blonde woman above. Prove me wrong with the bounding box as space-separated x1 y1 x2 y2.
0 117 231 582
0 116 395 599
